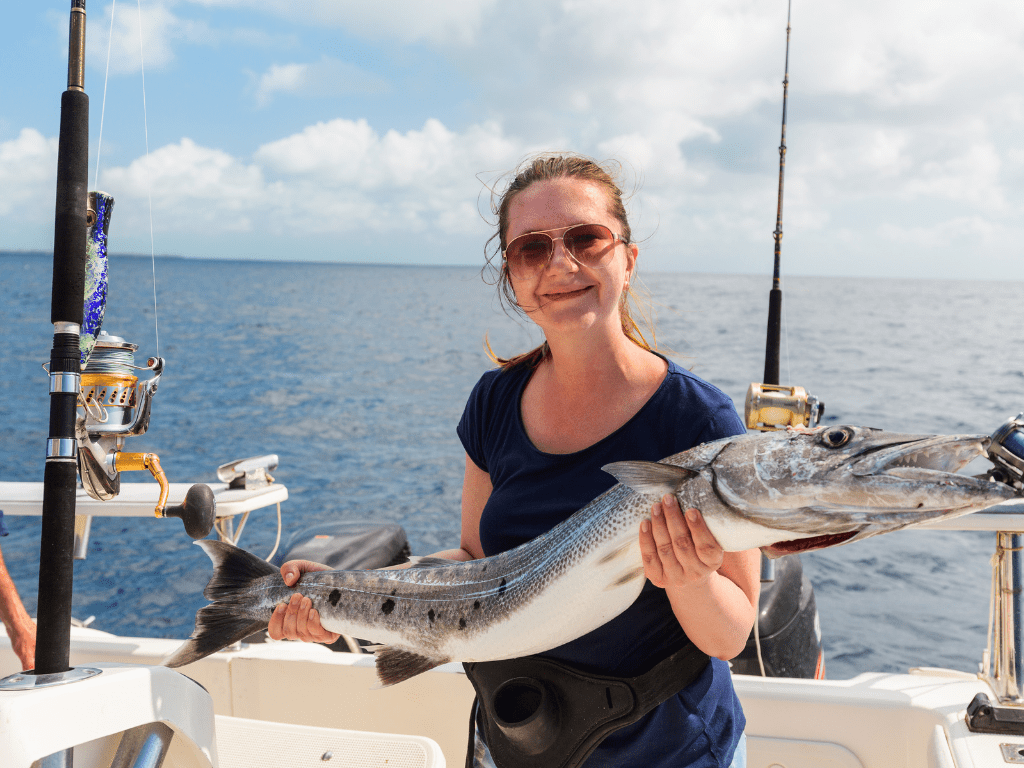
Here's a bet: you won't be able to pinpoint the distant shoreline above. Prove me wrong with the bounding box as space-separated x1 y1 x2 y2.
2 250 1018 284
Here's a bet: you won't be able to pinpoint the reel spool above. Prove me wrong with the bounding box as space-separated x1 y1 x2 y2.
745 383 824 432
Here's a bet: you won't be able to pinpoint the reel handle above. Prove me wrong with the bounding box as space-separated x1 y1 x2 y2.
164 484 217 540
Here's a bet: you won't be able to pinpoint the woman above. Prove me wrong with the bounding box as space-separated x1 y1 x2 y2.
271 154 759 767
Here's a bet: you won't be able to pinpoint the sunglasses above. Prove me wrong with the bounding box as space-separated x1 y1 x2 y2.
502 223 624 279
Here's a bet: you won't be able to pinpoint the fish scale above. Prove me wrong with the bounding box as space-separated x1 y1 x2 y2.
166 425 1018 686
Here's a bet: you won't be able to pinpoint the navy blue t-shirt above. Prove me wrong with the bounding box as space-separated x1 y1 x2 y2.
457 356 748 767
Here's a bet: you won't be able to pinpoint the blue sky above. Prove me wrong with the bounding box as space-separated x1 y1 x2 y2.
2 1 1022 280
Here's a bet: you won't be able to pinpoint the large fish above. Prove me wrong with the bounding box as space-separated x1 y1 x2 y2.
166 425 1018 685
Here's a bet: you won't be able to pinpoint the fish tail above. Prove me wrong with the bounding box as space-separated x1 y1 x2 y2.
164 540 276 668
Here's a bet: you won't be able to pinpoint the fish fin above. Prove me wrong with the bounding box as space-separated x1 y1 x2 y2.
602 461 697 498
197 539 277 601
164 605 265 668
372 646 448 688
407 556 460 569
163 541 276 668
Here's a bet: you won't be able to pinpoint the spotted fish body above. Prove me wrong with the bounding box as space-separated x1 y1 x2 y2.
167 426 1017 685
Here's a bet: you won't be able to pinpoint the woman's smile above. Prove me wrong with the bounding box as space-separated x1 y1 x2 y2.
542 285 593 301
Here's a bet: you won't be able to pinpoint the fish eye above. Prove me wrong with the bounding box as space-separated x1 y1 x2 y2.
820 427 853 448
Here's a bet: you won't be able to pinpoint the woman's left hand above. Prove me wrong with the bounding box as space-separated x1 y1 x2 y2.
267 560 342 645
640 494 724 589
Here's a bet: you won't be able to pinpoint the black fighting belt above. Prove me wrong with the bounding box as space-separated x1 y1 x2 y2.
463 643 711 768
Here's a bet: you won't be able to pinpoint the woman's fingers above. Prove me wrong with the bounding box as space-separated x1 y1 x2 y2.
267 592 339 643
683 506 724 570
281 559 328 587
652 496 690 580
267 560 342 643
640 496 723 588
639 512 665 587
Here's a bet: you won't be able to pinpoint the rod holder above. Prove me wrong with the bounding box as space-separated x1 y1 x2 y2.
986 532 1024 704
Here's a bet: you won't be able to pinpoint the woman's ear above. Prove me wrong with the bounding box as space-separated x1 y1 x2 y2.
625 242 639 286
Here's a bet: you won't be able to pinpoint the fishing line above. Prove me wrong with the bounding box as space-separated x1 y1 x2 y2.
753 613 766 676
93 0 117 191
783 283 792 385
136 0 161 357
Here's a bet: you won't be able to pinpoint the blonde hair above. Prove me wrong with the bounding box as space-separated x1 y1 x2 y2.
483 153 655 370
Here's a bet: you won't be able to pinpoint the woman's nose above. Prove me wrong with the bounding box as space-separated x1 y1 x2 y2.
546 238 579 273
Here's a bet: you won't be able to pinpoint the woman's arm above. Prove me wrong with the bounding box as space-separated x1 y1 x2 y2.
639 494 760 660
0 545 35 670
269 454 492 643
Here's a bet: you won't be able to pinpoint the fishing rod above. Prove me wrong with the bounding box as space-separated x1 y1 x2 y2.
745 0 823 434
35 0 91 677
764 0 791 388
32 0 216 682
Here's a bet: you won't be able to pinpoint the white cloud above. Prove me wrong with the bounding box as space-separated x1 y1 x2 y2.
879 217 998 249
85 1 214 74
253 118 520 234
84 119 520 247
0 129 58 217
101 138 264 231
15 0 1024 278
252 57 390 108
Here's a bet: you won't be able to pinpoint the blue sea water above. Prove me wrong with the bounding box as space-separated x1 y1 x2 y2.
1 250 1022 680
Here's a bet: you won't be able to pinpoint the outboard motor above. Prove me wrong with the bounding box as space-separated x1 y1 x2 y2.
269 520 411 570
731 554 824 678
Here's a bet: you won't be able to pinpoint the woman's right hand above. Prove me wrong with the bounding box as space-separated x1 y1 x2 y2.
267 560 341 644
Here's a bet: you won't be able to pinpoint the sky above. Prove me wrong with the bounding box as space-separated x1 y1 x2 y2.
1 1 1022 280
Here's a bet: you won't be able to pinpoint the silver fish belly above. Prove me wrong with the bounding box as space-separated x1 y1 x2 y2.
167 425 1018 685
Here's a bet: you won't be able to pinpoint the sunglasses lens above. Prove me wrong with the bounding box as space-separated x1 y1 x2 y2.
564 224 614 264
504 224 618 277
505 233 552 276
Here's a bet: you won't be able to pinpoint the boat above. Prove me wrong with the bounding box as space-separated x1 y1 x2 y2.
3 3 1024 767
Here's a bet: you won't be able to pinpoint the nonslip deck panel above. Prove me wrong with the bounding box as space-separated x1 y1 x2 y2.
214 715 445 768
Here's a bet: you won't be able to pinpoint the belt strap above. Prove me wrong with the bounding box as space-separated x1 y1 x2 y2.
464 643 710 768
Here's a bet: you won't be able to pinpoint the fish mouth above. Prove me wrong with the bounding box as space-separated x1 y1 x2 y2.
762 433 1010 558
849 433 990 480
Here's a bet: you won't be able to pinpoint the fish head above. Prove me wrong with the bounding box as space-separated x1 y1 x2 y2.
710 425 1019 554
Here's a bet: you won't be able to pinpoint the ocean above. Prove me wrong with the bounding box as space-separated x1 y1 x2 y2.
1 251 1022 680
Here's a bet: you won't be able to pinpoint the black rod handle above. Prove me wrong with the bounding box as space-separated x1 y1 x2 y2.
50 89 89 325
763 288 782 386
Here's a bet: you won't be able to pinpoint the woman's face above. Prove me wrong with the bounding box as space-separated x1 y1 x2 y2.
505 178 637 339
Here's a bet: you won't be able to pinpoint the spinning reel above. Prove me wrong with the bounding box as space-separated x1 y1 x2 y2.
75 330 215 540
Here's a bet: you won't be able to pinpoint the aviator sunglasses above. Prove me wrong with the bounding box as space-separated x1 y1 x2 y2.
502 223 624 279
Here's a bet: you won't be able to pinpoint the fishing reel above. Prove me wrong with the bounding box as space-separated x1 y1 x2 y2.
745 383 824 432
75 330 215 540
987 413 1024 492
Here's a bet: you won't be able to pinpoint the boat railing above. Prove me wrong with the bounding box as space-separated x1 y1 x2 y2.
924 500 1024 705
